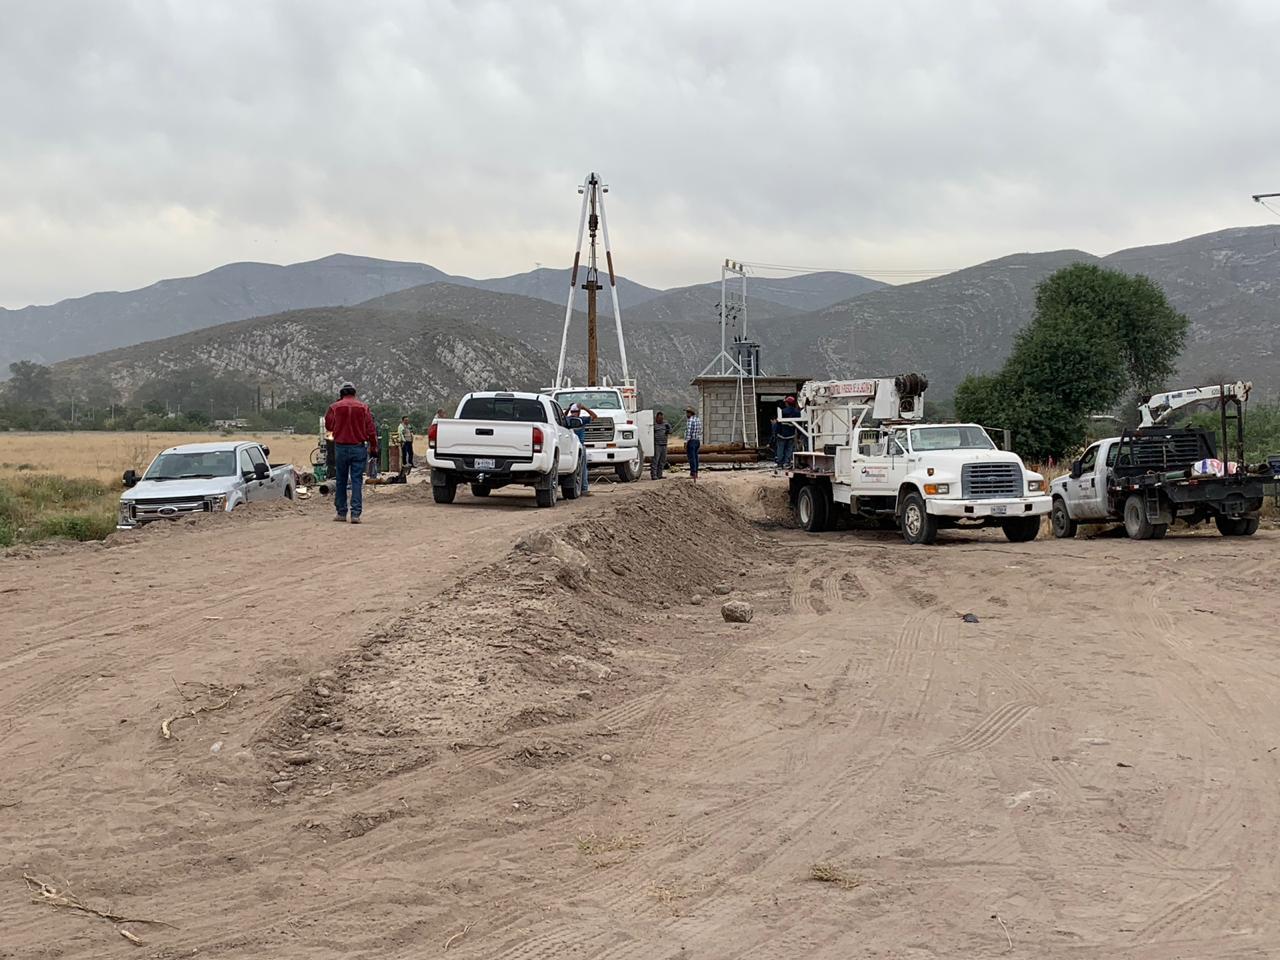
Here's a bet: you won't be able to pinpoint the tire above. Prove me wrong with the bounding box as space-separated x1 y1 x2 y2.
535 483 556 508
1122 493 1166 540
284 485 294 501
796 484 829 534
900 491 938 545
1216 515 1260 537
1002 516 1041 543
1050 497 1077 539
433 482 456 504
561 454 585 500
470 483 491 497
615 457 642 482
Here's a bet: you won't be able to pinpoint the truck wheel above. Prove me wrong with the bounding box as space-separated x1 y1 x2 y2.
796 484 829 533
1216 515 1260 537
615 458 641 482
284 485 294 500
470 483 491 497
1002 516 1041 543
561 454 585 500
535 483 557 508
900 492 938 545
433 482 457 504
1122 493 1166 540
1050 497 1077 539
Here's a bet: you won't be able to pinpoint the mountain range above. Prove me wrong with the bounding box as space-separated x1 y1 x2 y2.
16 225 1280 407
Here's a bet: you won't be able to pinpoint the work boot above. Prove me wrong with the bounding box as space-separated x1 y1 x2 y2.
350 516 362 524
333 514 347 522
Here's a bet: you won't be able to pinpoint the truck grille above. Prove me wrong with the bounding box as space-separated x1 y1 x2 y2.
961 462 1022 500
583 420 615 443
132 497 212 520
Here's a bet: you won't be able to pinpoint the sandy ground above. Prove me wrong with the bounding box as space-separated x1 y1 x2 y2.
2 472 1279 959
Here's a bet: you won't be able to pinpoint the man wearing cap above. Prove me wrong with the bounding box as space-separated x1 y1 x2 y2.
324 382 379 524
567 402 598 495
776 395 801 469
684 405 702 482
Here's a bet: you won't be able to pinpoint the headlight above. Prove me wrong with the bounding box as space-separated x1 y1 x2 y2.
923 483 950 495
208 494 228 512
1028 479 1044 492
620 430 634 440
118 501 134 522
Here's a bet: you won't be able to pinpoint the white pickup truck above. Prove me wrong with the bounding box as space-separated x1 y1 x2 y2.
545 385 654 482
788 376 1050 544
427 392 586 507
118 441 297 529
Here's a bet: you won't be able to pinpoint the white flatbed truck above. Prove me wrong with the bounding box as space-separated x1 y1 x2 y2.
785 374 1050 545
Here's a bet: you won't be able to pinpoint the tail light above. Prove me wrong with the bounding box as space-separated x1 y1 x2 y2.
428 423 438 449
532 426 544 453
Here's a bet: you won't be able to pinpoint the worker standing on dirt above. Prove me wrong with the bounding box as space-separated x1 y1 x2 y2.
397 416 414 468
651 411 672 480
776 395 800 469
684 405 702 482
324 382 379 524
567 402 598 495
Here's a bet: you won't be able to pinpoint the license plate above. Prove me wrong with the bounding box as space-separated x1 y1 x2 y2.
990 504 1008 516
474 458 495 470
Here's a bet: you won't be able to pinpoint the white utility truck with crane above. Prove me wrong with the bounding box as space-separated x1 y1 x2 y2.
786 374 1050 545
544 171 654 482
1050 381 1270 539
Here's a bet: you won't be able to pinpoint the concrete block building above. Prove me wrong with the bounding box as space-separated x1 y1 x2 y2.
690 374 809 447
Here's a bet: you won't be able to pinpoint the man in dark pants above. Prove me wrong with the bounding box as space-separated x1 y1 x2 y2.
776 394 800 469
650 411 672 479
324 382 379 524
397 416 414 468
684 405 702 482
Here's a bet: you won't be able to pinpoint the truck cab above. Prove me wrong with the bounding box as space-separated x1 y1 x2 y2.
546 383 654 482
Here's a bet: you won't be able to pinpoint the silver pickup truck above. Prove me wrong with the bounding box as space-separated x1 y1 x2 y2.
118 441 297 529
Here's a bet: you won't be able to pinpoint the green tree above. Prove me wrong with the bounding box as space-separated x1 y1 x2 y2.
5 361 55 408
955 264 1188 460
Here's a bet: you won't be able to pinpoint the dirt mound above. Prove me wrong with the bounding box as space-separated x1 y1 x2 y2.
258 482 773 793
709 473 798 527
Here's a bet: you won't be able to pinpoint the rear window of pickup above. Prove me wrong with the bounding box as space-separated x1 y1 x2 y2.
458 396 548 422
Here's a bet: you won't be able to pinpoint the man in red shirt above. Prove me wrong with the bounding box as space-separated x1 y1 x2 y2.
324 382 379 524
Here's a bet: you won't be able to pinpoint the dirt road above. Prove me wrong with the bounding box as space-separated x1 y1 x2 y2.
3 476 1279 959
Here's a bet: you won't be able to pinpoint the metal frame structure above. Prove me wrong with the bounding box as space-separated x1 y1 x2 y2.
554 172 629 389
698 259 758 447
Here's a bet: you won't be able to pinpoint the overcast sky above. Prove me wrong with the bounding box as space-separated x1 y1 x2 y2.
2 0 1278 308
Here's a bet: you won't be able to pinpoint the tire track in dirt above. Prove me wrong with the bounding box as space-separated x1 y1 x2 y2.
927 700 1037 758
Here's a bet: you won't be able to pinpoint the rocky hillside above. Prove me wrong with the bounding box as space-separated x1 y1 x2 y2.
40 225 1280 408
1 251 881 372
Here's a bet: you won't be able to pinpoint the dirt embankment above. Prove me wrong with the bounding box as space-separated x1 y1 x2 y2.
258 483 772 796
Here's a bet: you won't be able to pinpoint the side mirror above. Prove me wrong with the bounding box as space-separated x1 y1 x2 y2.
1069 460 1082 479
253 463 270 480
122 469 139 488
261 446 270 458
566 416 583 429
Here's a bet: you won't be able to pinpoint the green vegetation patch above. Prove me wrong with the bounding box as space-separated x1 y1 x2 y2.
0 474 118 547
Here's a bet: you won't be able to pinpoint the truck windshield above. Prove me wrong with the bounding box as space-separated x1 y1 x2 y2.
458 396 548 422
144 450 236 480
910 426 996 451
553 391 622 410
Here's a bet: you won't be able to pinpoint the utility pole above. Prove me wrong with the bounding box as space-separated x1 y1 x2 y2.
555 171 628 389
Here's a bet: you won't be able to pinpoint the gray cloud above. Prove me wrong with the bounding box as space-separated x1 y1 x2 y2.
2 0 1278 307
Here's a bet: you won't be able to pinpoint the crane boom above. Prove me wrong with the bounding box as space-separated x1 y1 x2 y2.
1138 381 1252 428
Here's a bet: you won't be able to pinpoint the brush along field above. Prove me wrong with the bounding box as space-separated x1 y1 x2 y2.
1 475 1279 958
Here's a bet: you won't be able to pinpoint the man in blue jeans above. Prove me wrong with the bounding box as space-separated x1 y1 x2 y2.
567 402 598 494
324 382 379 524
684 405 702 482
776 394 801 468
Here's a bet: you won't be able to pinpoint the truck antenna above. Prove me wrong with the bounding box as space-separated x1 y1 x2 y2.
554 172 628 388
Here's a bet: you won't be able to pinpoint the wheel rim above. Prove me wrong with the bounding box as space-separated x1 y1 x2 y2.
798 492 812 526
1125 500 1140 535
1052 503 1066 534
905 504 922 537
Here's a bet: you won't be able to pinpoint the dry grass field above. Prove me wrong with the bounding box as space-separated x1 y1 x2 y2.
0 430 318 483
0 431 319 546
